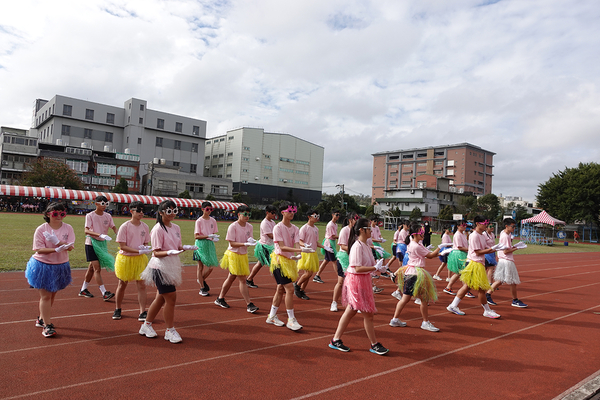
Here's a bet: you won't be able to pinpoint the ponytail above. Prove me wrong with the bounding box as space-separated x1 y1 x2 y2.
156 200 177 232
348 218 370 250
405 223 422 245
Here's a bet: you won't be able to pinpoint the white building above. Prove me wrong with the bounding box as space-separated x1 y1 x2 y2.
204 127 324 205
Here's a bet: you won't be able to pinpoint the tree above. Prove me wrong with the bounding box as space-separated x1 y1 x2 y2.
233 193 252 205
537 162 600 226
438 205 455 221
22 159 83 189
410 207 422 220
178 190 191 199
456 194 478 219
205 194 216 201
113 178 129 194
477 193 501 222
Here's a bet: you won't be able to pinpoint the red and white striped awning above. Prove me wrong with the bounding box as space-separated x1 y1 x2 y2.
0 185 245 211
521 210 565 226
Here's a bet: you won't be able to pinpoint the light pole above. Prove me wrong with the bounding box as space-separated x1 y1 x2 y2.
336 184 345 211
145 161 156 196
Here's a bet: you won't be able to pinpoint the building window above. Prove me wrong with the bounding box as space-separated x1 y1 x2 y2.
228 136 234 140
139 117 143 124
205 156 210 159
402 154 413 159
63 105 72 116
264 176 269 180
84 129 93 139
190 164 197 173
226 163 232 167
140 104 144 111
206 140 210 144
241 180 248 184
106 113 115 124
137 138 142 144
219 153 224 158
447 169 455 176
186 182 204 193
243 146 250 150
220 138 225 142
243 157 249 161
193 126 200 136
173 161 180 167
296 170 309 175
175 122 183 132
264 154 270 159
157 119 164 129
62 125 71 136
211 185 228 195
66 160 88 173
105 132 113 142
296 160 309 165
174 140 181 150
117 166 135 177
388 155 399 160
227 152 233 156
280 157 294 163
213 155 219 159
156 137 163 147
226 174 232 178
191 143 198 153
85 109 94 120
96 163 116 175
242 169 248 172
279 167 293 173
264 166 272 170
217 164 224 167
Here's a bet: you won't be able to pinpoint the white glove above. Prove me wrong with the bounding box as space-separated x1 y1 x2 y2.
301 246 315 253
208 234 220 239
426 244 435 251
438 243 453 249
55 243 71 252
290 254 302 260
167 249 183 255
491 243 507 251
138 245 152 250
374 259 386 272
244 241 256 247
212 237 220 242
375 247 384 257
381 238 387 243
440 248 453 256
43 231 60 245
139 248 152 255
246 237 257 245
99 234 112 242
513 242 527 249
183 245 198 251
323 245 334 253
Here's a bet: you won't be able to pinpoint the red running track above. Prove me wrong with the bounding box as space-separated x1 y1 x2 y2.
1 252 599 399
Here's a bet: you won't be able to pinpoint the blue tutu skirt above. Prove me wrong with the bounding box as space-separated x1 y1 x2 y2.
396 243 407 260
485 253 498 266
25 257 72 292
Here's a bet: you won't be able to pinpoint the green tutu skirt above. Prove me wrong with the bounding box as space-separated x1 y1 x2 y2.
396 266 438 303
321 238 337 257
91 237 115 272
447 250 467 274
373 242 391 259
193 239 219 267
336 250 350 272
254 242 274 267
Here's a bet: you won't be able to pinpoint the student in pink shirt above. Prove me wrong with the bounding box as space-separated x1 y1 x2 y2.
443 221 469 295
26 202 75 338
328 218 389 355
384 223 403 271
484 224 498 284
247 205 277 289
330 213 358 312
486 218 527 308
214 205 259 313
433 226 453 281
294 209 324 300
313 210 340 284
80 195 117 301
389 223 442 332
193 202 220 296
267 203 313 330
112 201 151 321
370 217 391 275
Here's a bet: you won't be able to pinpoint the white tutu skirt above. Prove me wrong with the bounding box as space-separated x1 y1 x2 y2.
140 255 183 287
494 259 521 285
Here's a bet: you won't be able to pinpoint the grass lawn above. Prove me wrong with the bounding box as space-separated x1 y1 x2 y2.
1 212 598 271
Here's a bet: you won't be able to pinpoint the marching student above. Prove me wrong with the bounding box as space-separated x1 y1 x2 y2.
113 201 151 321
313 209 340 284
294 210 324 300
390 220 410 299
384 223 403 271
247 205 277 289
330 213 357 312
443 221 469 295
484 223 498 284
193 202 220 296
433 226 453 281
27 202 75 337
370 216 391 278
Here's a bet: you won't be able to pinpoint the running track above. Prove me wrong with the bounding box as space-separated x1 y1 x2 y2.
1 252 599 399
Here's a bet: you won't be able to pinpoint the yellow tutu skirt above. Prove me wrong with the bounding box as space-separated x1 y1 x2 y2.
460 260 491 291
270 253 299 281
220 250 250 276
115 253 148 282
297 252 319 272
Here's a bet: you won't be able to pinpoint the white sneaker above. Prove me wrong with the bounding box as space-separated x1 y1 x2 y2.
445 277 450 282
433 275 442 281
139 323 157 338
330 301 338 312
199 289 209 297
483 310 501 319
391 290 402 301
446 305 466 316
266 315 285 327
414 298 422 305
389 318 407 327
421 321 440 332
287 318 303 331
164 328 182 343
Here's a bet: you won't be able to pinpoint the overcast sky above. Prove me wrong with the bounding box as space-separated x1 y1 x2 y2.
1 0 599 202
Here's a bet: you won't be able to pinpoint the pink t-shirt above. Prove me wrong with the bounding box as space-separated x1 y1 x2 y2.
347 240 375 275
405 240 430 275
225 221 253 255
299 224 319 249
117 220 150 256
484 231 496 247
453 230 468 250
324 221 338 248
150 223 182 252
32 222 75 264
442 232 452 245
85 211 115 245
338 226 351 248
273 222 300 258
195 216 218 237
371 225 382 241
467 230 487 263
393 229 401 243
497 231 514 261
259 218 276 246
398 229 409 244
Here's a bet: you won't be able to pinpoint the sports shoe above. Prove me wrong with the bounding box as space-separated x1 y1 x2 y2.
139 323 157 338
390 273 397 283
421 321 440 332
112 309 122 320
512 299 528 308
465 291 476 298
313 275 324 284
389 318 407 327
286 318 303 331
246 302 259 313
483 310 501 319
35 317 44 328
246 279 258 289
446 277 450 282
138 311 147 322
330 301 338 312
42 323 56 338
164 328 182 343
203 282 210 292
214 298 230 308
79 289 94 298
432 275 442 281
199 289 209 297
443 288 456 296
329 339 350 352
414 298 422 305
266 315 285 327
103 291 115 301
369 342 389 355
380 272 390 278
391 290 402 301
299 291 310 300
486 293 497 306
447 305 466 316
373 286 384 294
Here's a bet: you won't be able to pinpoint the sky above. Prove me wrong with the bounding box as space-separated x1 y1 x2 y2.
1 0 599 202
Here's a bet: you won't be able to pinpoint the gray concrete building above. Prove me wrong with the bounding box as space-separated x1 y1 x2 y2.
0 127 38 185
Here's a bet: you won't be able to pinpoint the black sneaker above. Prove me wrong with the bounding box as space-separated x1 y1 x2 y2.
313 275 324 284
380 272 390 278
42 323 56 338
214 298 230 308
512 299 528 308
246 279 258 289
390 273 397 283
203 282 210 292
486 293 497 306
79 289 94 298
35 316 44 328
112 309 122 320
369 342 389 355
138 311 148 321
329 339 350 352
246 302 259 313
300 291 310 300
103 291 115 301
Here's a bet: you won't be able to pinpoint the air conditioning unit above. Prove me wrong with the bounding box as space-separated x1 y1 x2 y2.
124 148 131 154
104 145 111 152
254 176 259 180
160 158 166 165
255 157 260 161
153 158 160 164
81 142 90 149
56 139 63 145
459 188 464 193
283 179 288 183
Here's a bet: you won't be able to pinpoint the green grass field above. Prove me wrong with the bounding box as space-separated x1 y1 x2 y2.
1 212 598 271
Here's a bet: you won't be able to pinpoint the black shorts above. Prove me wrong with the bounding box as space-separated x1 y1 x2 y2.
336 260 345 278
153 269 176 294
85 244 99 262
324 249 336 262
402 275 417 296
392 244 397 255
273 267 293 285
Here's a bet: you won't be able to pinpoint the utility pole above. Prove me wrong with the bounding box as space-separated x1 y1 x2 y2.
336 184 345 211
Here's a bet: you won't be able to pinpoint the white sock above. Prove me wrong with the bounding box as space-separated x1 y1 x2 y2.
81 281 89 291
331 300 337 305
483 304 491 312
287 309 295 319
450 297 461 308
144 321 152 326
269 306 278 318
99 285 106 295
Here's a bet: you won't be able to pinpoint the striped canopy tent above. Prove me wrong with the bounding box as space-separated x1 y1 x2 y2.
0 184 245 211
521 210 565 226
520 210 565 245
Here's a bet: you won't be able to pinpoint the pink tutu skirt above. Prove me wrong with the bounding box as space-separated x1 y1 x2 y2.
342 273 377 313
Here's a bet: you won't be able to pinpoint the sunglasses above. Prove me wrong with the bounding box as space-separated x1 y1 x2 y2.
50 211 67 218
310 214 320 219
131 208 144 214
203 207 214 212
97 201 110 206
164 208 179 215
240 212 252 217
333 213 340 217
